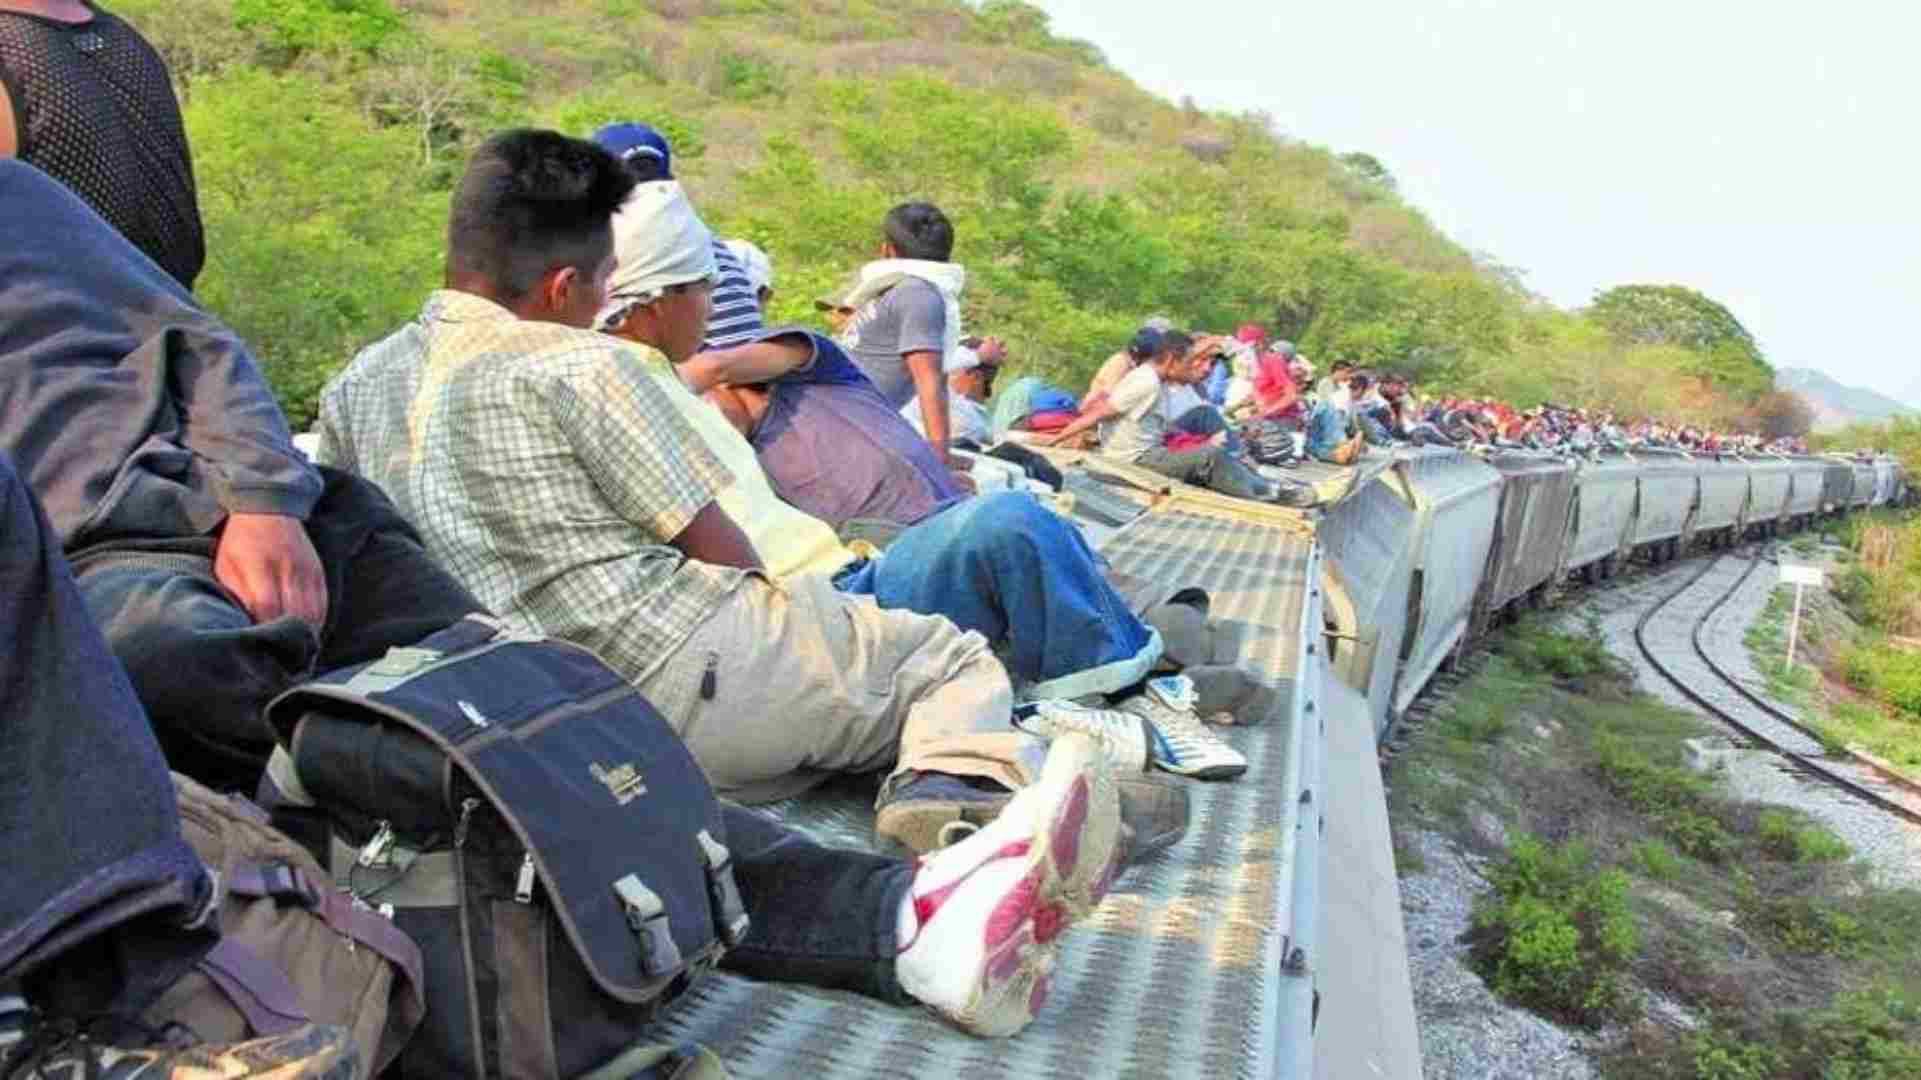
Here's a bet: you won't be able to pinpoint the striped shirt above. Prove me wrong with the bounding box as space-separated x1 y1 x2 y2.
314 290 744 684
701 239 765 350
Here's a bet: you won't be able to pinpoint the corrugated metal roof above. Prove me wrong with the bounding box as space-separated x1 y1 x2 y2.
649 508 1321 1079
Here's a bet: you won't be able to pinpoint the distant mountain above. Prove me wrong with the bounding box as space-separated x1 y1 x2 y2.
1776 368 1918 431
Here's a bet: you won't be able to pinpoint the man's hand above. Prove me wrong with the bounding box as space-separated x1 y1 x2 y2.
213 512 329 629
977 337 1008 365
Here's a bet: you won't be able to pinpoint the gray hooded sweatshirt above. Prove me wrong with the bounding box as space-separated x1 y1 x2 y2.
0 161 319 549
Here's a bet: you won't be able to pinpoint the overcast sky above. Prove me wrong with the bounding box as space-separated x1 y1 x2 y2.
1032 0 1920 406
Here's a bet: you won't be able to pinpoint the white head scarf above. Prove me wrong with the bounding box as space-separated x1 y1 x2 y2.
596 180 716 330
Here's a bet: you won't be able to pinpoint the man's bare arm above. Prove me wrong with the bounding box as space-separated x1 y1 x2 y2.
0 79 16 157
1041 396 1118 447
905 349 949 459
669 500 763 572
680 332 813 395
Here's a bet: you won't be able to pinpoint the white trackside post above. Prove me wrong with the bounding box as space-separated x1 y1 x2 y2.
1777 563 1825 674
1785 582 1804 674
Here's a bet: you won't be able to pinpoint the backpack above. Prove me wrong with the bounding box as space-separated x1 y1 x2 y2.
146 774 426 1078
262 615 748 1079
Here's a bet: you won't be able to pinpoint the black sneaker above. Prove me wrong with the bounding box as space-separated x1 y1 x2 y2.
2 1013 356 1079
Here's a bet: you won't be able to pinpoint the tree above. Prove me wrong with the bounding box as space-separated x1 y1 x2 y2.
366 46 481 169
1339 151 1398 193
1585 284 1771 399
1747 391 1816 440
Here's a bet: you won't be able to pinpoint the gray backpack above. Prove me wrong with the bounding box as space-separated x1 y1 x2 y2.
147 773 426 1078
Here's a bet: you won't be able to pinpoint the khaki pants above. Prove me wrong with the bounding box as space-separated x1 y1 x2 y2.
637 573 1044 804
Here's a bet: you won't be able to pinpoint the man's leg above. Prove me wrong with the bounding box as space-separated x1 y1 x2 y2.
716 803 912 1002
0 454 213 1019
857 492 1161 698
637 573 1041 807
1137 445 1270 500
303 467 484 674
71 469 481 794
71 545 319 793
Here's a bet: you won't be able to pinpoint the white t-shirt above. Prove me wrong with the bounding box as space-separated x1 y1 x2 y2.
1159 384 1207 423
1099 364 1166 462
902 393 992 446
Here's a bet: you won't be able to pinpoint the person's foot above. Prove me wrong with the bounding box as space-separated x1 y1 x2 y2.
1265 479 1317 507
895 733 1121 1037
1 1015 356 1079
1114 774 1190 859
1012 700 1153 773
1119 675 1250 780
876 771 1018 855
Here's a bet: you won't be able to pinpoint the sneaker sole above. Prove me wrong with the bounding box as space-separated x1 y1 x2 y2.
1153 759 1249 781
1028 733 1123 920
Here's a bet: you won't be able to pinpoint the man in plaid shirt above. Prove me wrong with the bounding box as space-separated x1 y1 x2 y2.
319 130 1096 854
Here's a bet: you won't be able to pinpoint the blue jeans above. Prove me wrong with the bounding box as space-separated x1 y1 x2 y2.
0 453 215 1019
1169 405 1243 455
836 491 1161 699
716 803 911 1002
1136 444 1272 501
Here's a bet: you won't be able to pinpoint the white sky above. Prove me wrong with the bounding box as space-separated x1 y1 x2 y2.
1031 0 1921 406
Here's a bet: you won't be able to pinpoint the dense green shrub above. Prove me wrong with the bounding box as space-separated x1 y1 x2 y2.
1843 643 1921 719
1755 810 1851 864
1468 836 1639 1026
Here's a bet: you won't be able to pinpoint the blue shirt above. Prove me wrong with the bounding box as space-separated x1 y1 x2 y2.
750 333 965 529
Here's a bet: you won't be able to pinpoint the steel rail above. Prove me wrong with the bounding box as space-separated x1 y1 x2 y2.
1633 550 1921 827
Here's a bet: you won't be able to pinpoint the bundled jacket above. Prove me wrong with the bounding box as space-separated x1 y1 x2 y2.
0 162 318 549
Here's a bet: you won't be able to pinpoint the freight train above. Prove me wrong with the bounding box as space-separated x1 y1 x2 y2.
1319 449 1909 736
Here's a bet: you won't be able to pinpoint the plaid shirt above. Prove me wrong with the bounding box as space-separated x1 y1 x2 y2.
315 289 744 682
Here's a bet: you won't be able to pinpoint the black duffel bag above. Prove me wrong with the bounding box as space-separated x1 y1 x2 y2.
263 615 749 1079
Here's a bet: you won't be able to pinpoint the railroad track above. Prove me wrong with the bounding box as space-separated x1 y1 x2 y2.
1633 547 1921 827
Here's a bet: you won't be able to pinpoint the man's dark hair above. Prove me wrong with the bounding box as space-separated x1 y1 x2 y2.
447 129 636 302
1331 359 1355 373
882 202 955 261
617 155 671 185
1158 330 1194 358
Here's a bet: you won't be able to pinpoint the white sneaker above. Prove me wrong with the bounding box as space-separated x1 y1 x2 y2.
1120 675 1249 780
1013 700 1152 774
896 733 1122 1037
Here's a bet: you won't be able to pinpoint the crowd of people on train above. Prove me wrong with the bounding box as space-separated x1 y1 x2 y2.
0 5 1278 1075
0 5 1882 1075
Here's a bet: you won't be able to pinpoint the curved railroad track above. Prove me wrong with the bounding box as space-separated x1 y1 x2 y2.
1633 547 1921 827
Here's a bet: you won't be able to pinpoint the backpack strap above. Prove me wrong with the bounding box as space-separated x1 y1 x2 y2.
194 940 310 1037
225 855 427 1073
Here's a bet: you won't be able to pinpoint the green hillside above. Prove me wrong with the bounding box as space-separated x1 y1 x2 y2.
118 0 1775 429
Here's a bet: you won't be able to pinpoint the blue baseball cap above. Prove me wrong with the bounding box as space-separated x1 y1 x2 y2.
1128 327 1164 359
591 122 672 180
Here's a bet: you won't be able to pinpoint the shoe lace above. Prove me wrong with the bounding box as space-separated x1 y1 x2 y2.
1137 699 1235 763
1033 702 1136 749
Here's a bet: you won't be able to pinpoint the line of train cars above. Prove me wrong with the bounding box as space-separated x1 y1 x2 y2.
1318 449 1909 736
